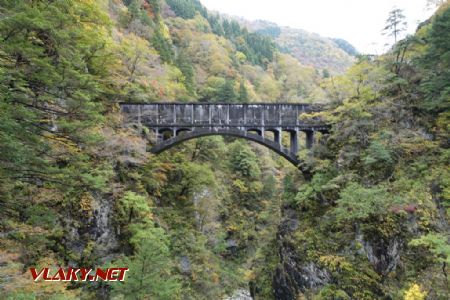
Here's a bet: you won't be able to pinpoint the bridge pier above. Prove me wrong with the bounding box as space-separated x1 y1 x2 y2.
290 130 299 155
306 131 314 149
274 129 281 146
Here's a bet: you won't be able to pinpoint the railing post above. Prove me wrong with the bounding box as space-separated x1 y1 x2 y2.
137 105 142 128
156 104 160 125
261 105 265 126
209 104 212 126
243 105 247 125
173 104 176 124
279 105 282 126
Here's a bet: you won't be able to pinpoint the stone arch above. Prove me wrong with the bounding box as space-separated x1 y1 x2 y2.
150 128 300 166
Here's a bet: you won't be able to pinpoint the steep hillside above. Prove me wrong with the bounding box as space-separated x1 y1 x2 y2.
0 0 448 299
261 4 450 299
236 18 357 74
0 0 327 299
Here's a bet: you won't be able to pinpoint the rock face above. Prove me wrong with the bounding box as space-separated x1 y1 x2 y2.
356 233 402 276
64 192 119 264
225 289 253 300
272 208 331 300
273 261 331 300
90 193 119 257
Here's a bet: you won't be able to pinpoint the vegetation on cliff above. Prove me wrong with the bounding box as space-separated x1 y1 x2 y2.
0 0 448 299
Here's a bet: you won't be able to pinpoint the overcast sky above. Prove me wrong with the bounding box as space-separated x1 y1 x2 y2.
200 0 437 54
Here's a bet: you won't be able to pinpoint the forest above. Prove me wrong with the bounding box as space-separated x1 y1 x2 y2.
0 0 449 299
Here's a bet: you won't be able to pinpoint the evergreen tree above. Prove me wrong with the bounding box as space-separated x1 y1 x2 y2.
383 8 407 44
176 50 196 96
0 0 111 190
239 80 249 102
419 7 450 113
113 233 181 299
219 79 238 102
152 27 174 63
149 0 161 15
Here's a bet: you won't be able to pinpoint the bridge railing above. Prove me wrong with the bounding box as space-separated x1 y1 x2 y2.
120 103 325 128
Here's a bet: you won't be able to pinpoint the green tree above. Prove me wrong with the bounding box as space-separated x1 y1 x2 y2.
166 0 204 19
419 7 450 114
333 182 403 222
0 0 112 192
218 79 238 102
113 232 181 299
152 27 174 63
228 141 261 179
238 79 249 102
117 191 151 224
383 8 407 44
409 233 450 283
176 50 196 96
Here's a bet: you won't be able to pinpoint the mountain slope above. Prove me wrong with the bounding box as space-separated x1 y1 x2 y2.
235 18 357 74
1 0 447 299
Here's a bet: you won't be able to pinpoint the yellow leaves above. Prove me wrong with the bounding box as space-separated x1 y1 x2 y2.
31 188 63 204
79 192 94 216
403 283 427 300
232 179 248 193
244 269 256 281
335 98 373 120
226 224 239 233
211 272 220 284
256 73 282 101
159 20 172 40
319 255 352 272
393 132 438 158
235 51 247 64
0 249 76 297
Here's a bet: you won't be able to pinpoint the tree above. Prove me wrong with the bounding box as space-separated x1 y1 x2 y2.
166 0 204 19
218 79 238 102
0 0 113 192
419 7 450 113
334 182 403 222
117 191 151 224
409 233 450 284
228 141 261 179
152 27 173 63
238 79 249 102
113 232 181 299
176 50 196 96
383 8 407 44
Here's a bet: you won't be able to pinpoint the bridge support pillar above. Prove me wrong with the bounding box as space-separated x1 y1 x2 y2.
290 130 299 155
306 131 314 149
152 129 160 143
274 129 281 146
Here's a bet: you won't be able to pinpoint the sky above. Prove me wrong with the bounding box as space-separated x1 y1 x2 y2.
200 0 437 54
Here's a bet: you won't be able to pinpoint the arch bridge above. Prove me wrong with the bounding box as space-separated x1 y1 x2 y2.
120 103 329 167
